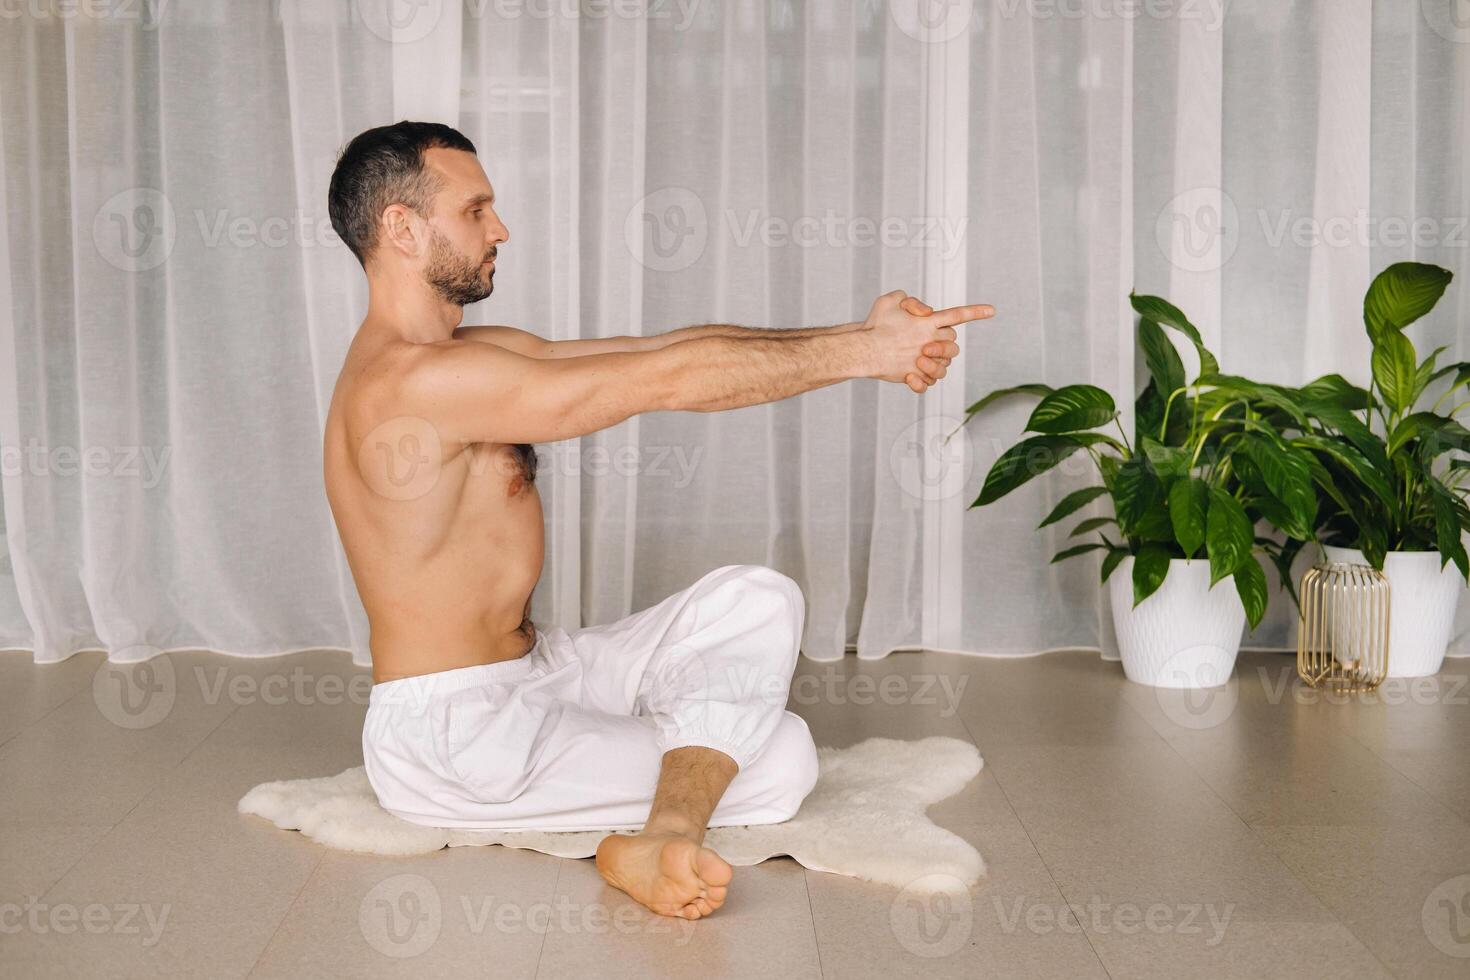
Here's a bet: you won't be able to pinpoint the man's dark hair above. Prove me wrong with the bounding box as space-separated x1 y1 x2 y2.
328 120 477 267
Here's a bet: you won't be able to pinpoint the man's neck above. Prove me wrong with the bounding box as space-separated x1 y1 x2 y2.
363 271 465 344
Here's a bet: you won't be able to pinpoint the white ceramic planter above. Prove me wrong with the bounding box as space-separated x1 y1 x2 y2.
1109 557 1246 688
1322 546 1463 678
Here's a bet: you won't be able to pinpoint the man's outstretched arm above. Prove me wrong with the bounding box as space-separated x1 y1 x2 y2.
453 319 865 358
399 291 989 446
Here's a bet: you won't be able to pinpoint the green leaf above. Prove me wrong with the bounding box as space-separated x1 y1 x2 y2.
1112 456 1162 532
1234 557 1268 630
1070 516 1116 537
1100 548 1127 583
1135 379 1165 446
1290 434 1396 510
1426 417 1470 456
1129 293 1221 376
1301 402 1391 474
1363 261 1453 342
1359 520 1389 570
1140 435 1190 479
962 384 1054 420
1296 374 1370 411
1131 545 1172 607
1037 485 1110 528
1206 487 1253 587
1132 507 1176 543
1415 346 1449 404
1138 319 1186 396
1371 330 1419 414
1026 385 1118 434
1428 361 1470 392
1387 411 1450 456
1168 477 1208 557
1265 537 1307 612
1051 543 1106 564
975 435 1088 506
1198 373 1312 427
1240 435 1317 540
1429 479 1470 580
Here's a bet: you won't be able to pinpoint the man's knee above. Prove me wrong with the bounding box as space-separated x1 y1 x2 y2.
718 564 806 650
763 712 820 820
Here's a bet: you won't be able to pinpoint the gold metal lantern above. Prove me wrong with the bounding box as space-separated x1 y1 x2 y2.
1297 561 1391 692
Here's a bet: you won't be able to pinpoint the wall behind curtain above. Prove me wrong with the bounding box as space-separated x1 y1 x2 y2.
2 1 1469 667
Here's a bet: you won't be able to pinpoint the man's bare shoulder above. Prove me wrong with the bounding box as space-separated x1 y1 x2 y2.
336 333 533 445
341 336 469 414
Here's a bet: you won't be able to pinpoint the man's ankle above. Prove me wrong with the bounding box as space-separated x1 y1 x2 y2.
641 813 706 841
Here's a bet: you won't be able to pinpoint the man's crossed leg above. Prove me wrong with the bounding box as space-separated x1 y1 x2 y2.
361 564 819 918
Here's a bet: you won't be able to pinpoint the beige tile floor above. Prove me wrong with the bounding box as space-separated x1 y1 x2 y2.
2 647 1469 978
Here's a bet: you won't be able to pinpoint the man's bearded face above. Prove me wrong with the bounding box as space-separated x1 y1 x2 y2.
424 227 495 306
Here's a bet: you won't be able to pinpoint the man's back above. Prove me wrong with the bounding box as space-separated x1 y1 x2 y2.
324 328 544 683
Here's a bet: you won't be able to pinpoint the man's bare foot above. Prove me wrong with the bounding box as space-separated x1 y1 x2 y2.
595 830 734 919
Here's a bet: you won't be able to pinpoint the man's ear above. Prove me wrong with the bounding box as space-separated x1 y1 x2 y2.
380 203 425 260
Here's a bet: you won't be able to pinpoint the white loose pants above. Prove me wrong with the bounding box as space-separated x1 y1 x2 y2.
361 564 820 832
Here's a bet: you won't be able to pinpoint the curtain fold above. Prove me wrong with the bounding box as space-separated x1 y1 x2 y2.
3 1 1469 666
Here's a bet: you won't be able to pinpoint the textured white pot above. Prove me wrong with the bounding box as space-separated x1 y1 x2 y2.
1109 557 1246 688
1322 546 1463 678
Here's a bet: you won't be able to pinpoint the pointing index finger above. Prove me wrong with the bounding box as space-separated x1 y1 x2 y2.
932 304 995 326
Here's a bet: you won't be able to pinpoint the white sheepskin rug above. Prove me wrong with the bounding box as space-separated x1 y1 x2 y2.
240 735 984 891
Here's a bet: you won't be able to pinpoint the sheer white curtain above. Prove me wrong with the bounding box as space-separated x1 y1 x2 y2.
3 1 1469 667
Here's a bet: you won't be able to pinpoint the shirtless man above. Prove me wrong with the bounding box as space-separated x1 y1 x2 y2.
322 121 992 920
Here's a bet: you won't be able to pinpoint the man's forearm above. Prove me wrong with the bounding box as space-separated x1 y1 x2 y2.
652 329 873 413
645 320 864 349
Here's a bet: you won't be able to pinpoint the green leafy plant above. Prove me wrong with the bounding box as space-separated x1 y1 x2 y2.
1265 262 1470 576
959 294 1319 629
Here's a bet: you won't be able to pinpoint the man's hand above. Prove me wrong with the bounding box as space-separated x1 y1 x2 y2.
859 290 994 394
